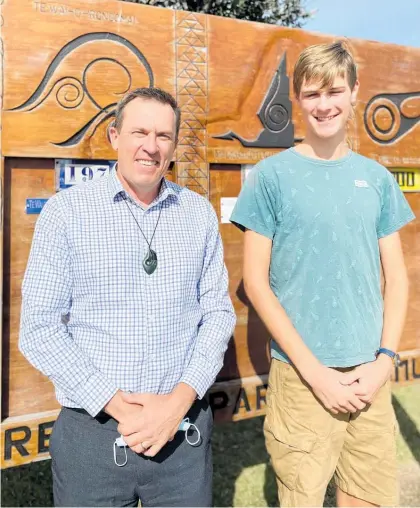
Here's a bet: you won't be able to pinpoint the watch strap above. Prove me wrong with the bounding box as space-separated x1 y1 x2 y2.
376 347 400 365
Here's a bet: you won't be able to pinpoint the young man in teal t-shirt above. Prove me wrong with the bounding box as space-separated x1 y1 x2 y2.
231 42 415 507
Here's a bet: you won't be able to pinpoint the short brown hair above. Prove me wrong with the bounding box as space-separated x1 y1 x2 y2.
109 87 181 143
293 41 358 97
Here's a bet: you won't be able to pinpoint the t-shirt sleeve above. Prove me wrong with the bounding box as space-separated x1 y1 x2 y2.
376 170 415 238
230 165 278 239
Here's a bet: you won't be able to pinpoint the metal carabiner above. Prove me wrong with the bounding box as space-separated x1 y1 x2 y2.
180 417 201 446
113 439 128 467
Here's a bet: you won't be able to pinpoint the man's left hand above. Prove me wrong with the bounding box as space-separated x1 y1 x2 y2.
339 355 394 405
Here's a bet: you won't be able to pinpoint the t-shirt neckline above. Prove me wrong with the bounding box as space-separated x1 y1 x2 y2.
290 147 354 166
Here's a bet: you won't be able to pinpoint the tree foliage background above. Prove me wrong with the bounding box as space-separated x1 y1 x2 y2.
123 0 312 27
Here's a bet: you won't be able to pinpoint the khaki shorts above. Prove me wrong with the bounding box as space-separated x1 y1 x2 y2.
264 359 398 507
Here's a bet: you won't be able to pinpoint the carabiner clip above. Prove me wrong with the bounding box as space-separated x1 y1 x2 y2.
180 417 201 446
113 439 128 467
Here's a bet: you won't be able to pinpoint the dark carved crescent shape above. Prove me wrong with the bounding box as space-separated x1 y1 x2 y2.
8 32 154 112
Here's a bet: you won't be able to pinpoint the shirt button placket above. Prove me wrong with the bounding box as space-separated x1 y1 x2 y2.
143 207 154 359
137 206 149 359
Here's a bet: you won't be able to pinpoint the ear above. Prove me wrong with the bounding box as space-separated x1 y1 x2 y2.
350 80 360 105
108 123 119 151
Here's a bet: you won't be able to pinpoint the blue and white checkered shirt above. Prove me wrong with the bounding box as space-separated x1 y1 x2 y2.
19 169 236 416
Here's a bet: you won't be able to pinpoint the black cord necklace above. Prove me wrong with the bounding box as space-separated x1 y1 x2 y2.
123 196 163 275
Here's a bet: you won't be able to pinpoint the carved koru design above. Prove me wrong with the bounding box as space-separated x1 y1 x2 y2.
175 12 209 198
213 53 295 148
7 32 153 147
364 91 420 145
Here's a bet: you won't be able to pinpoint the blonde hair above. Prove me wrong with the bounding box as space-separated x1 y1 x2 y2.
293 41 357 98
293 41 359 150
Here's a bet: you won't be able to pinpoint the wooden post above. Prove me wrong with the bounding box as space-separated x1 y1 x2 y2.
175 11 209 198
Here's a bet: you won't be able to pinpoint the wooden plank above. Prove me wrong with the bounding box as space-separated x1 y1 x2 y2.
1 0 175 159
2 350 420 469
1 0 419 167
210 166 420 379
1 162 179 420
1 410 59 468
2 160 59 419
1 0 4 419
401 192 420 353
2 162 418 422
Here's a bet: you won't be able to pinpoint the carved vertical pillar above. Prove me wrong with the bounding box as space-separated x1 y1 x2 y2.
174 11 209 199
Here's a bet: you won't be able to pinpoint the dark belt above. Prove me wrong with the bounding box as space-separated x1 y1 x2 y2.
64 407 110 419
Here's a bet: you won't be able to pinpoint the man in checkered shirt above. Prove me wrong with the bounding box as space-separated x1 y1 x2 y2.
19 87 236 507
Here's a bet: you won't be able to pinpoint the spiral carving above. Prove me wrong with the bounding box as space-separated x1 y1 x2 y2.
265 104 289 133
55 78 85 109
364 91 420 145
365 98 400 142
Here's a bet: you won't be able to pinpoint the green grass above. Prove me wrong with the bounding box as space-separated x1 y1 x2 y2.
2 384 419 507
393 384 420 464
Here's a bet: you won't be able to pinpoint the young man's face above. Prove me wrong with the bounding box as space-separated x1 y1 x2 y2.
297 75 359 141
109 97 177 199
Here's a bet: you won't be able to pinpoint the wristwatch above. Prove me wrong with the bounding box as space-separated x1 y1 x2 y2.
376 347 400 366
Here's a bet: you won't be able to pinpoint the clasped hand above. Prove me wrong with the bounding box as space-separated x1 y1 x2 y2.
309 358 392 414
339 355 393 405
117 393 184 457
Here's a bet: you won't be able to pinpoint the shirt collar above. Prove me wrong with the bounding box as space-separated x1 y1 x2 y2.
108 164 179 208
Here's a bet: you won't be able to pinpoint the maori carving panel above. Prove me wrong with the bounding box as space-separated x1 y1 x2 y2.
1 0 174 158
364 91 420 145
1 0 420 167
213 54 296 148
175 11 209 198
7 33 154 148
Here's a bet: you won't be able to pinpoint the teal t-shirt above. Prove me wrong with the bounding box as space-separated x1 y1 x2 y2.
231 148 415 367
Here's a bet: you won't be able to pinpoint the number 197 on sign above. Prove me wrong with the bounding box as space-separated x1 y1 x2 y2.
55 159 114 191
64 164 109 185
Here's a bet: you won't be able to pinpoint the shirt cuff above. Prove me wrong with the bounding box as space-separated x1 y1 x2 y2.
73 371 119 417
179 365 214 400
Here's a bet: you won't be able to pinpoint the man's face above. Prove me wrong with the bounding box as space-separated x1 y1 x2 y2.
109 98 177 198
298 75 359 140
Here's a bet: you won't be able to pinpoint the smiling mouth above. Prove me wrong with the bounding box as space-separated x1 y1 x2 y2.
135 159 159 167
314 114 339 122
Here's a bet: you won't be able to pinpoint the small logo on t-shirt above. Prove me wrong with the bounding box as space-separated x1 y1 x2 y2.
354 180 369 188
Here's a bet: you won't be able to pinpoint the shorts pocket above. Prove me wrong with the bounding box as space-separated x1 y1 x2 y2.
267 359 290 395
265 409 317 490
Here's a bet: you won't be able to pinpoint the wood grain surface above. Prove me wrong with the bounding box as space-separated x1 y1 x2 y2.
1 0 419 168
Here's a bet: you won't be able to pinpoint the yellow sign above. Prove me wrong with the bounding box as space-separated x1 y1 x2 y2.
390 168 420 192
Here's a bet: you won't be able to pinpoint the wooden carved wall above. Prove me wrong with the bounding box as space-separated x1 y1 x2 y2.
1 0 420 169
0 1 419 468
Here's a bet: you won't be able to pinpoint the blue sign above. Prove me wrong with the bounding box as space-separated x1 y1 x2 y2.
55 159 115 191
26 198 49 215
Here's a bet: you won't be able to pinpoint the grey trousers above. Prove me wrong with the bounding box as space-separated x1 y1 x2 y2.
50 399 213 507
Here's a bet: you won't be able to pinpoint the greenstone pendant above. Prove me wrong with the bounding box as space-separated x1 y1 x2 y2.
143 249 157 275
